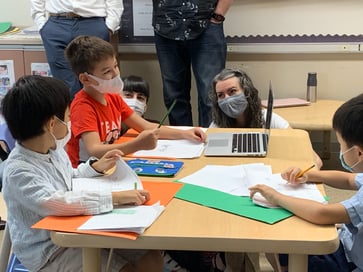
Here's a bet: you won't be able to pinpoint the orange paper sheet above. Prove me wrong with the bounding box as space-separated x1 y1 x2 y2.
32 181 183 240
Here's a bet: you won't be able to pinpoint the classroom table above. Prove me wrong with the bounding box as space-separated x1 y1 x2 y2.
274 99 345 159
50 128 339 272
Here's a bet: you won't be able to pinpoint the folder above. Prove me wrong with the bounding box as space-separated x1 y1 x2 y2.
32 181 183 239
174 182 293 224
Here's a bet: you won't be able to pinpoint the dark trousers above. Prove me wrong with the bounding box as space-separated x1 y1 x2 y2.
155 22 227 127
40 16 109 98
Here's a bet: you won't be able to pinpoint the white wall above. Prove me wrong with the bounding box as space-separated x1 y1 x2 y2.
1 0 32 27
2 0 363 126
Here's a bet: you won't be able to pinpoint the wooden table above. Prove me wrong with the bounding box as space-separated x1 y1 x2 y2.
274 99 345 159
51 129 339 272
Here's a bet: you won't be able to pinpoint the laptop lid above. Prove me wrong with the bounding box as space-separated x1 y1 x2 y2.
204 83 274 157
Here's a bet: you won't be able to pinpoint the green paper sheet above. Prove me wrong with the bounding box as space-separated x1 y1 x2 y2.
174 182 292 224
0 22 11 34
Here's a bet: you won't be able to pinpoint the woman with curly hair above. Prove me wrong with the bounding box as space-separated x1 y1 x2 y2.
209 68 289 129
208 68 322 271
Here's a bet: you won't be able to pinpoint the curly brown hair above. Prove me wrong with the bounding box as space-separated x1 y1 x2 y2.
209 68 264 128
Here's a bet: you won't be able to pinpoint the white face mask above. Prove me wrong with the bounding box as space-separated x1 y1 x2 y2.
123 98 146 116
51 118 71 151
87 74 124 94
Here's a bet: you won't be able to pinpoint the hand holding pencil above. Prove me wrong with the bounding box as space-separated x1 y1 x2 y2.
281 164 315 184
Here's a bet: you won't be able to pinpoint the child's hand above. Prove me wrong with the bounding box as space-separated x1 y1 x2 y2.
249 184 279 207
183 127 206 142
92 149 123 173
281 166 307 184
112 190 150 206
134 129 159 150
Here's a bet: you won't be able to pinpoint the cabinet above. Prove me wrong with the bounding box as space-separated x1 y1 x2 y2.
0 46 48 78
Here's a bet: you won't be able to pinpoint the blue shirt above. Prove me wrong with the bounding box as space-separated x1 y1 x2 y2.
152 0 218 40
340 173 363 271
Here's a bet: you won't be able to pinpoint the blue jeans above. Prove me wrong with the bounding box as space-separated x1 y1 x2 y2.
155 22 227 127
40 17 109 98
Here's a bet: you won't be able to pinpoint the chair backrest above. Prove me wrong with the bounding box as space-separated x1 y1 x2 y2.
0 225 11 272
0 225 28 272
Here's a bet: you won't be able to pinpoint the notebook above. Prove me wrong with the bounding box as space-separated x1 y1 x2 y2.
204 84 274 157
261 97 310 108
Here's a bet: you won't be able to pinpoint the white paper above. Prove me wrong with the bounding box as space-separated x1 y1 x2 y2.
132 139 205 159
180 163 271 196
133 0 153 36
72 159 142 192
131 126 207 158
179 163 326 206
78 203 165 234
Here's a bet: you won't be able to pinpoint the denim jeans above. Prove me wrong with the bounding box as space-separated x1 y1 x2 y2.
155 22 227 127
40 17 109 98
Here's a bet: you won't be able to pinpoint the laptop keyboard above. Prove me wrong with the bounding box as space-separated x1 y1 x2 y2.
232 133 268 153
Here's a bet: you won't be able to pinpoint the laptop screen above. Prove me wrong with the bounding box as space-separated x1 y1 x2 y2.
264 82 274 131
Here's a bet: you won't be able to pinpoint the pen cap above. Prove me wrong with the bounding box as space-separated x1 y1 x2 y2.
307 72 317 86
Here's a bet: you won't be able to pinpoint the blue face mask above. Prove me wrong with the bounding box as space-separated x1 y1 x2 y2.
339 146 360 172
218 93 248 119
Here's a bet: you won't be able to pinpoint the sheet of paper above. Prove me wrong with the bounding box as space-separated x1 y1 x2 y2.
132 139 205 159
179 163 272 196
78 203 165 234
179 163 326 205
72 159 142 192
254 173 327 204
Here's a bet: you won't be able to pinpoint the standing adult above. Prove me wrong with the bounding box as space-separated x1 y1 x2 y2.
30 0 123 98
152 0 233 127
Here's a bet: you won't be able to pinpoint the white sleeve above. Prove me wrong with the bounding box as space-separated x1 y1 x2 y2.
30 0 47 31
105 0 124 32
262 109 290 129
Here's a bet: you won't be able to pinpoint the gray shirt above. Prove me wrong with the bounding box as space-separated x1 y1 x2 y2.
3 143 113 271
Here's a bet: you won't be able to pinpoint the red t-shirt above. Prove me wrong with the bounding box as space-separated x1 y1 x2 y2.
67 90 133 167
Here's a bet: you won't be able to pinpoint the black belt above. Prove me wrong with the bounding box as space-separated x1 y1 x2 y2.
49 12 82 18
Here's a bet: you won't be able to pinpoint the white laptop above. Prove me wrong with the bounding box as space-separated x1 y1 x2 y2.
204 84 274 157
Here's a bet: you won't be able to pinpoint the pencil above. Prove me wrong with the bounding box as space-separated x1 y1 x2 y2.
296 164 315 178
158 99 177 128
134 182 137 190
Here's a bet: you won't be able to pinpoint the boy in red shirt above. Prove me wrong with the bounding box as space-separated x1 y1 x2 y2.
66 35 206 167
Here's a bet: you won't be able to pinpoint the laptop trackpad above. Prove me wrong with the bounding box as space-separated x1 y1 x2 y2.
208 139 229 147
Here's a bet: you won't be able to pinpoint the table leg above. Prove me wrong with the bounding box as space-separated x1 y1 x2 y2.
321 131 331 159
288 254 308 272
83 248 101 272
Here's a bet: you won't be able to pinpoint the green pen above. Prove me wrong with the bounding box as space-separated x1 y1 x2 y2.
134 182 137 190
158 99 177 128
